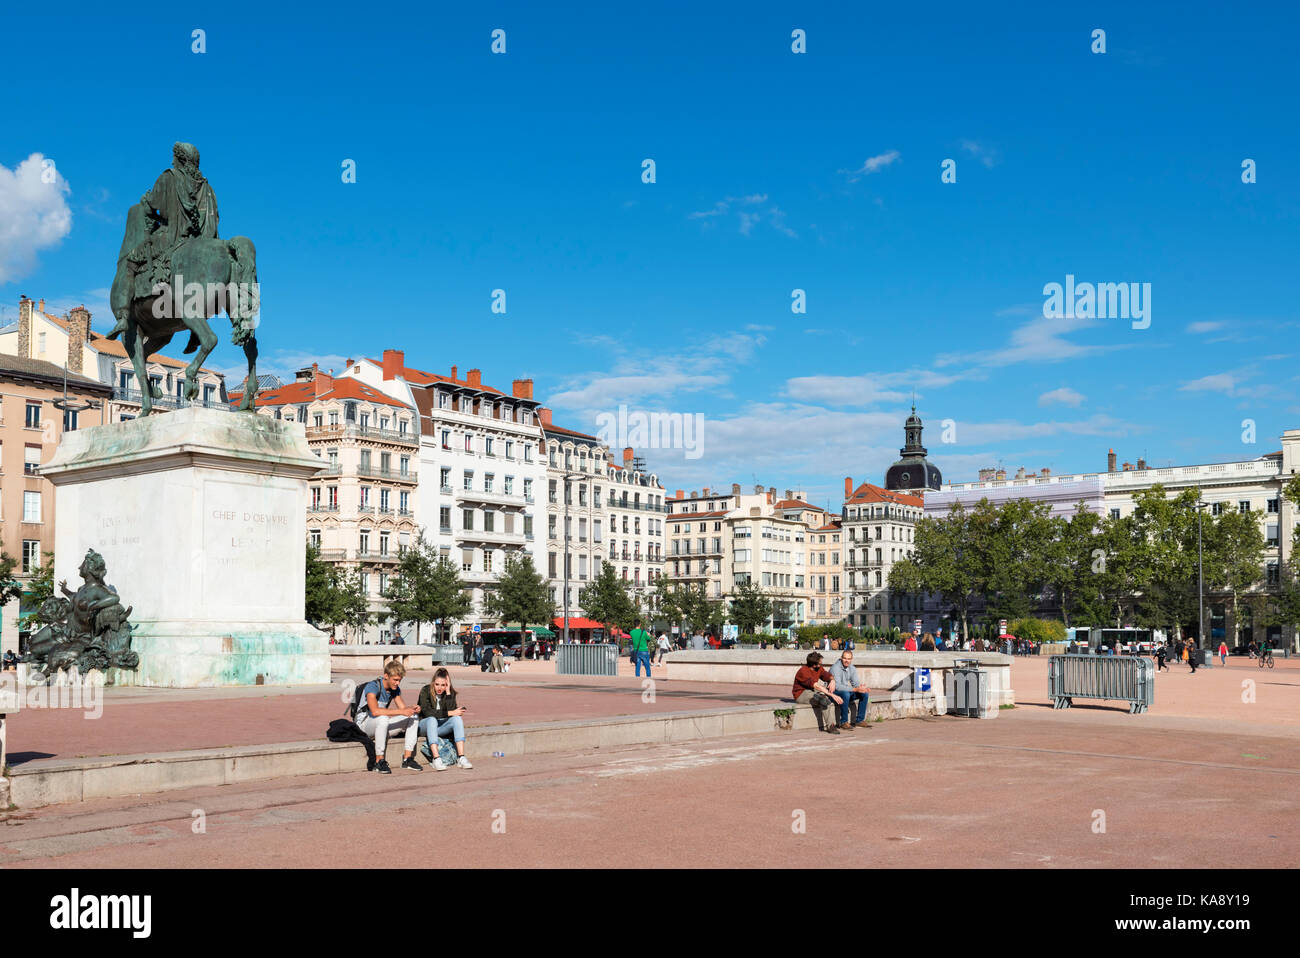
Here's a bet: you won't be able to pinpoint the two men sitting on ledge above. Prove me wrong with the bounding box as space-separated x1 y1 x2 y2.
791 650 871 734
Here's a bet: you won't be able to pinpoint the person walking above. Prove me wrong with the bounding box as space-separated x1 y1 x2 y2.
1218 640 1228 667
1155 643 1168 672
1188 642 1199 673
656 632 671 664
630 618 654 677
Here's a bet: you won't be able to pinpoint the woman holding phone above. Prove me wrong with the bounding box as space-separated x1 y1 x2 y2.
417 667 473 769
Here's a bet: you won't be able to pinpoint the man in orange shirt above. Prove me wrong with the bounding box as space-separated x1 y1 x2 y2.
791 651 843 734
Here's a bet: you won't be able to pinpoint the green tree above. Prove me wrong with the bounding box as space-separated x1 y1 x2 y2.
889 501 986 643
382 531 472 643
334 566 373 641
728 578 773 634
1127 485 1203 639
483 552 553 640
1041 504 1101 627
579 563 636 637
1204 508 1266 646
305 543 345 629
17 550 55 629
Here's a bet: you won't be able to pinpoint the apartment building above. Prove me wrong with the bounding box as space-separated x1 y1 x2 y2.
235 364 418 643
841 478 926 631
0 296 227 421
338 352 547 632
0 353 114 652
667 484 833 631
603 445 667 616
928 432 1300 646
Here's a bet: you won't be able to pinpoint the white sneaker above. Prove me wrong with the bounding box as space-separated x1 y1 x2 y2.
456 755 473 769
433 757 447 771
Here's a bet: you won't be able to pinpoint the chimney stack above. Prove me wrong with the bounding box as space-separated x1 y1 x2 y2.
1136 457 1147 470
703 487 710 497
1108 449 1117 473
314 363 332 397
994 469 1006 481
66 305 90 374
1015 467 1026 479
1041 467 1051 476
17 295 34 358
691 491 699 498
467 368 482 387
450 364 458 381
844 476 853 498
732 483 741 495
675 489 684 498
623 447 634 465
382 349 404 381
37 298 45 313
511 378 533 399
537 406 553 427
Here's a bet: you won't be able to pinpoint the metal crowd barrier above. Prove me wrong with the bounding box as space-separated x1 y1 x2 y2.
556 642 619 677
427 644 464 665
1048 654 1154 714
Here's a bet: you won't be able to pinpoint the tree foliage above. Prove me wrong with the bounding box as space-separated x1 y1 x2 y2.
483 551 553 637
728 578 773 634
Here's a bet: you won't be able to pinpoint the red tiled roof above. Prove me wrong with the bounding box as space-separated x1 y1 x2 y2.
813 522 842 532
364 358 507 396
546 423 600 441
845 482 924 508
230 376 410 409
774 498 826 512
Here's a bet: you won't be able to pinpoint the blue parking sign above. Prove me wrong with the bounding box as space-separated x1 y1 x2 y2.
916 668 931 692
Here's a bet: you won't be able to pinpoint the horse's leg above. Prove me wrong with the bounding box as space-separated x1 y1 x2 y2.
143 335 174 403
238 336 260 411
181 315 218 400
122 325 152 416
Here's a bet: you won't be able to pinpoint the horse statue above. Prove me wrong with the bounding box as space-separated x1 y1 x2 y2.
108 142 260 415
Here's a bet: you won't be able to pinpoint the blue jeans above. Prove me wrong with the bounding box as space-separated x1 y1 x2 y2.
837 690 869 726
634 650 652 676
419 715 465 746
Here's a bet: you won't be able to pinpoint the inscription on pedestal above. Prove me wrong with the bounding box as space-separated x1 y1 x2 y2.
202 480 297 611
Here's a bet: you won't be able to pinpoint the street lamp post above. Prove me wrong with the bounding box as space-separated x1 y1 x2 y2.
1187 500 1208 648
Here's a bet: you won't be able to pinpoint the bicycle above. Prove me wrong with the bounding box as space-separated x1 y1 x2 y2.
1258 649 1275 669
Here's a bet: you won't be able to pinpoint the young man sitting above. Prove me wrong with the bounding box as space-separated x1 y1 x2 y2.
355 661 423 773
829 649 871 729
791 651 843 734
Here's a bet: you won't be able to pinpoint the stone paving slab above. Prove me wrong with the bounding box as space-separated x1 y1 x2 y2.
4 662 872 766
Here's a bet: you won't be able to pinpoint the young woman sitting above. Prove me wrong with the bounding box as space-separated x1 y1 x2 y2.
418 667 474 770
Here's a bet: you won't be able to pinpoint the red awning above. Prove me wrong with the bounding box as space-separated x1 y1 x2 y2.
553 617 607 630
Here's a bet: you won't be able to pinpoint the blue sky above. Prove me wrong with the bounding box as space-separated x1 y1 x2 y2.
3 0 1298 510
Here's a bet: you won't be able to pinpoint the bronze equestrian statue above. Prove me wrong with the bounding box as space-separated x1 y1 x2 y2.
108 142 260 414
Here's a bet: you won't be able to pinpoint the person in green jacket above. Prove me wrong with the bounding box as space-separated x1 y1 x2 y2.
630 618 653 677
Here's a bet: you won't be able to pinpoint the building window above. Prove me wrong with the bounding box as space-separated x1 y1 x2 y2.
311 487 321 510
1267 498 1279 514
484 511 495 533
400 456 410 476
328 486 338 509
464 434 474 453
1239 501 1251 514
1211 502 1225 516
485 438 494 457
440 467 451 491
484 473 494 493
464 471 474 491
24 445 41 475
379 531 390 556
463 509 475 531
359 529 370 554
23 491 41 523
400 491 409 514
25 403 41 429
439 507 451 532
22 539 40 573
441 429 451 449
380 489 390 512
314 413 323 428
309 529 321 549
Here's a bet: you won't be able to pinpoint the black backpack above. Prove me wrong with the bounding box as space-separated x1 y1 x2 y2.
347 677 382 720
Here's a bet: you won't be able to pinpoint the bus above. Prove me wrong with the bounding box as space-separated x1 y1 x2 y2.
1066 627 1166 655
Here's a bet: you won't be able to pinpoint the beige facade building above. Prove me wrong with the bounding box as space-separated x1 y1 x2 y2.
841 479 926 631
0 353 113 653
236 364 419 643
0 296 226 422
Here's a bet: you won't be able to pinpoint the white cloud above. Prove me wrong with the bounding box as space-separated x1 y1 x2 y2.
960 140 999 168
689 195 794 237
1186 321 1225 334
1179 372 1240 395
938 314 1125 369
784 370 966 407
0 153 73 284
1038 387 1086 407
839 151 900 181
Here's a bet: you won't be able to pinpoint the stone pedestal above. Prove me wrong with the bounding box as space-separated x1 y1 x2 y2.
42 408 328 687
